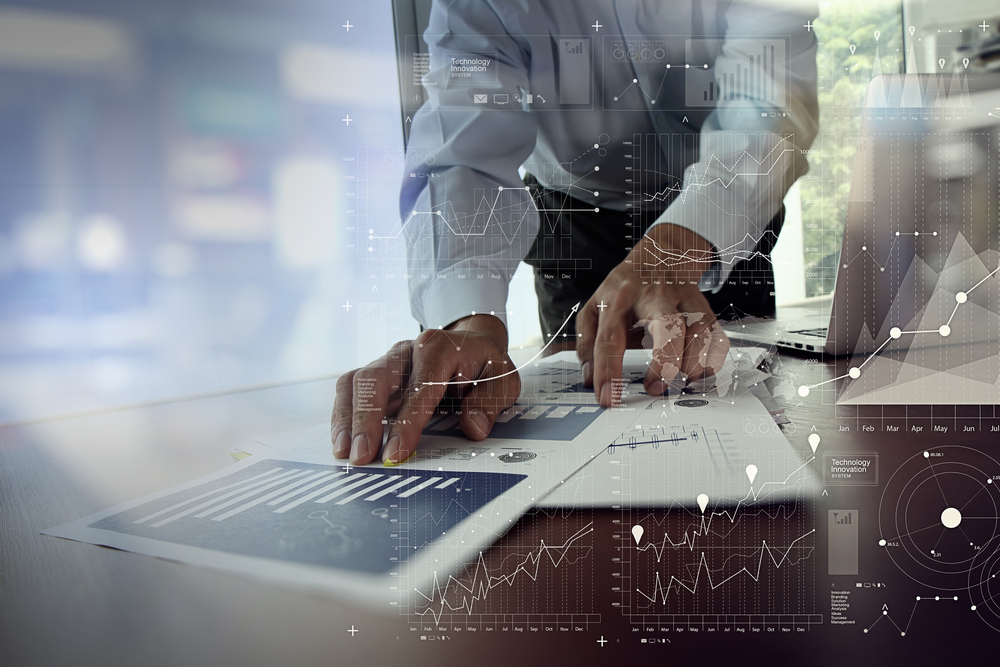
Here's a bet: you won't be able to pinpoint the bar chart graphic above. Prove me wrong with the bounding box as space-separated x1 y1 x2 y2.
89 460 525 575
685 38 787 107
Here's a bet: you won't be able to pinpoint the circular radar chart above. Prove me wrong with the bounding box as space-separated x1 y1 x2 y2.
968 534 1000 632
879 446 1000 591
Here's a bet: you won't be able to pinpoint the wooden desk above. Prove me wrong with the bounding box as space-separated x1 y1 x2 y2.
2 354 997 665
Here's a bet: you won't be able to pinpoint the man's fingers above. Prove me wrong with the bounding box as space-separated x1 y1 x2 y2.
337 341 413 462
641 314 686 395
351 362 399 465
679 315 714 382
382 369 451 466
332 371 357 458
592 297 631 407
677 309 726 381
458 357 522 441
696 319 731 380
576 300 599 386
381 329 473 465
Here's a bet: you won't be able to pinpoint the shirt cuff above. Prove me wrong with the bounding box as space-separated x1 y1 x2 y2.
415 270 511 332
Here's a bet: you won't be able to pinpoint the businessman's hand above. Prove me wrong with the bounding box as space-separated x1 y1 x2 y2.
576 223 729 407
331 314 519 465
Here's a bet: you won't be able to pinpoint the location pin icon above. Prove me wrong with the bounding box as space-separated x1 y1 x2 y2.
850 44 856 55
963 57 970 68
746 464 758 486
939 58 946 69
809 433 820 454
908 26 915 37
632 525 644 545
697 493 709 514
874 30 881 41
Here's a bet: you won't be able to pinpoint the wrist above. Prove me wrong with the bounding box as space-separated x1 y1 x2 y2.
444 313 508 352
640 223 715 278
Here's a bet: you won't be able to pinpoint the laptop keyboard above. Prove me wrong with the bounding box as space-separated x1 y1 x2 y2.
789 327 828 338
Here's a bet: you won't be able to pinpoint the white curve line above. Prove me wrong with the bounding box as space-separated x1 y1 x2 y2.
420 302 580 387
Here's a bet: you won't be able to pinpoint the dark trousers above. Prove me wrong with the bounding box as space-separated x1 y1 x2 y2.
523 175 782 337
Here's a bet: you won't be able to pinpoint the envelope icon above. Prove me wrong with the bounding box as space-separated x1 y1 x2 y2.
474 93 488 103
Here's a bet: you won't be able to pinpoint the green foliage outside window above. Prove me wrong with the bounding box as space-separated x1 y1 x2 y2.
800 1 903 296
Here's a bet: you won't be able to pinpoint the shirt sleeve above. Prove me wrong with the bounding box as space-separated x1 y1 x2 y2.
650 0 820 290
401 0 539 332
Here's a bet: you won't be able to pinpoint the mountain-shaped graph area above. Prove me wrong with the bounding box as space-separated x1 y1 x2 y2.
838 232 1000 404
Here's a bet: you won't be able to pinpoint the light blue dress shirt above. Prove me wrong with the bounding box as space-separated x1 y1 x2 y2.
402 0 820 331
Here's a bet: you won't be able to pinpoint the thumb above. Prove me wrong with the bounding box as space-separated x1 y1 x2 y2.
458 362 521 440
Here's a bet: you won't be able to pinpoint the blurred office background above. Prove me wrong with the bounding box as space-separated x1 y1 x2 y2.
0 0 414 422
0 0 993 424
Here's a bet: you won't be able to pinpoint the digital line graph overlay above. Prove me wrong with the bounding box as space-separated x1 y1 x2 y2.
799 239 1000 400
839 230 940 272
350 147 540 271
409 522 599 628
600 35 789 109
862 596 961 637
626 132 791 280
417 303 579 388
609 62 711 105
615 461 818 630
635 532 815 602
89 460 526 576
356 141 611 273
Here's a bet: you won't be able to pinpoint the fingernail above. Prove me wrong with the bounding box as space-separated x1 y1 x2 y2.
350 434 369 463
469 411 490 439
382 435 400 464
600 383 612 406
384 448 417 468
582 361 592 382
333 430 350 456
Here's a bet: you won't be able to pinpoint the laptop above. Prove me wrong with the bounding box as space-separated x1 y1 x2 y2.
723 72 1000 356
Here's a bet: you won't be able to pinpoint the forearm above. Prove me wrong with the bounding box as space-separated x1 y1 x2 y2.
636 223 715 279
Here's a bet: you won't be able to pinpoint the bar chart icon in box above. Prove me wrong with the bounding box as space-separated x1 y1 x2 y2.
684 38 787 107
558 38 591 105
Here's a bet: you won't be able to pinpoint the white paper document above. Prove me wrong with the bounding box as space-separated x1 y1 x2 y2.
43 372 609 613
532 349 816 508
45 348 812 611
